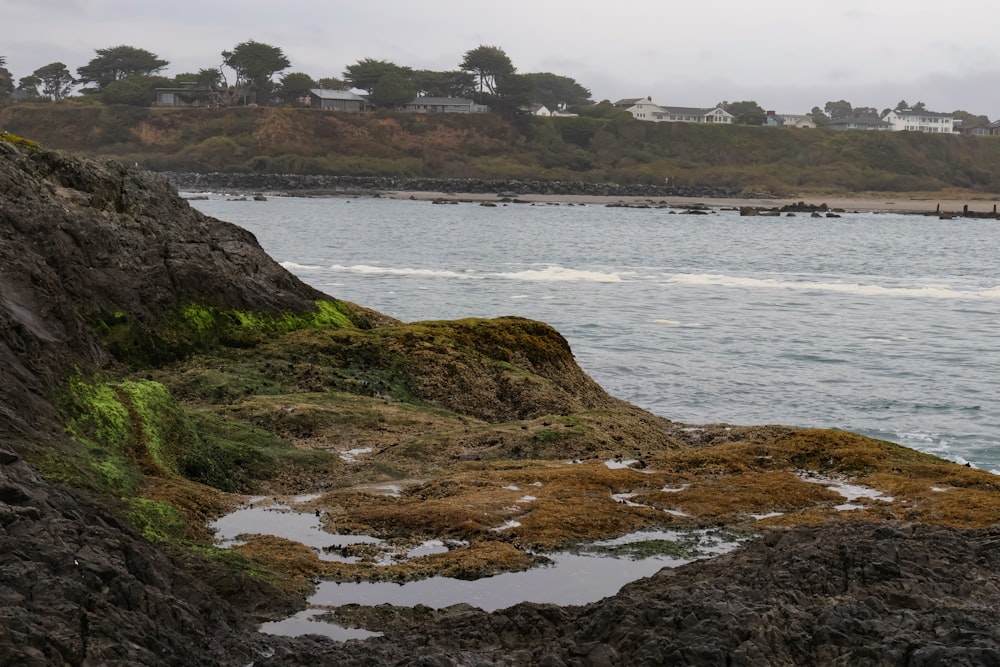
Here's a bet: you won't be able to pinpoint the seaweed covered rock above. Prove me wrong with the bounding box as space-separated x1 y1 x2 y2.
0 134 332 440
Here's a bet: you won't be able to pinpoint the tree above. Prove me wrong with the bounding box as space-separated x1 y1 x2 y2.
824 100 852 120
316 76 346 90
412 70 476 98
521 72 592 109
912 101 927 112
808 106 829 125
952 110 990 128
0 57 13 102
492 73 533 118
221 40 290 105
172 69 223 90
343 59 410 93
724 100 767 125
895 100 910 111
369 71 417 109
76 45 167 92
278 72 316 103
33 62 75 100
17 75 42 98
460 45 515 96
101 74 171 106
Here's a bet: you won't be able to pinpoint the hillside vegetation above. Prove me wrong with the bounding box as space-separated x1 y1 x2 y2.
4 102 1000 194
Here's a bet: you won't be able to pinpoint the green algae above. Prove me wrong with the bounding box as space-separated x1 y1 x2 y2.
0 131 39 149
59 368 342 504
124 497 187 543
103 299 358 366
62 375 138 493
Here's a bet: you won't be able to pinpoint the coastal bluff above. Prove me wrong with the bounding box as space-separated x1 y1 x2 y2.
3 133 1000 666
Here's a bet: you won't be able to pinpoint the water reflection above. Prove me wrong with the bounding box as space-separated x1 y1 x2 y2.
209 502 382 562
310 529 740 613
259 608 382 641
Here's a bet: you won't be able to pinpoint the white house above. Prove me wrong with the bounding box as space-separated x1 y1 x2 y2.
525 103 552 116
613 97 733 124
883 108 955 133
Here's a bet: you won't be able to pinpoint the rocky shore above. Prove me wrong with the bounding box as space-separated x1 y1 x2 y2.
162 171 752 200
5 133 1000 666
164 170 1000 217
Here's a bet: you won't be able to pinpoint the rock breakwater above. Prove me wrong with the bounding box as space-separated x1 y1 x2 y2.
163 172 755 199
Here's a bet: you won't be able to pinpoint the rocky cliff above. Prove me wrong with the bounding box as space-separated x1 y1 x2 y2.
3 133 1000 666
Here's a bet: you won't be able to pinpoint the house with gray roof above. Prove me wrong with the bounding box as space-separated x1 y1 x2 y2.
403 97 489 114
612 97 646 109
958 120 1000 137
308 89 367 111
827 112 891 132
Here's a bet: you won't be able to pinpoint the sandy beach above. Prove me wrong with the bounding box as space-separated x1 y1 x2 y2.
390 190 1000 216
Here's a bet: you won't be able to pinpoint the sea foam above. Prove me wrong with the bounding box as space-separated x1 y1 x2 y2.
668 273 1000 300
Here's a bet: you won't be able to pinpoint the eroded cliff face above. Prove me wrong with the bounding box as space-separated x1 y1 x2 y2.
4 134 1000 667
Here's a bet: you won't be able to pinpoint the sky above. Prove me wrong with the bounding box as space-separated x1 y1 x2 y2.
6 0 1000 118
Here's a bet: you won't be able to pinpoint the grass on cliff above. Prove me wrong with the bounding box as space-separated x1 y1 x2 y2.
5 103 1000 193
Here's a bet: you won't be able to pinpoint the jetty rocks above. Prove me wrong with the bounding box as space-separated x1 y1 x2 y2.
163 171 751 200
4 132 1000 666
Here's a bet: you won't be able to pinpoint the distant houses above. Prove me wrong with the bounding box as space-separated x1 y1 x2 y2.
402 97 489 114
609 96 984 137
613 97 733 124
153 82 992 137
302 91 488 114
825 108 957 133
765 111 816 129
958 120 1000 136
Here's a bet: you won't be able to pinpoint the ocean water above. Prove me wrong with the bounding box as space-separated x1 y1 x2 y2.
190 195 1000 472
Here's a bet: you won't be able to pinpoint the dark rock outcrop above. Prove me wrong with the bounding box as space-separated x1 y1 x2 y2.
0 138 326 445
0 450 271 666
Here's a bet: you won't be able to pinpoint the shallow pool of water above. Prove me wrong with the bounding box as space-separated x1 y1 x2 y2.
259 608 382 641
208 501 744 640
309 529 740 613
209 503 382 562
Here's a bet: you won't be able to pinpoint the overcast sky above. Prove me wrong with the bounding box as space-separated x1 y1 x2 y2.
6 0 1000 117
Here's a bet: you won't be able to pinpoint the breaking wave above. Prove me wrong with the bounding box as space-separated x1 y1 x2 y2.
668 273 1000 300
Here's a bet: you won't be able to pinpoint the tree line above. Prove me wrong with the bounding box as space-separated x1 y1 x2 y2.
0 47 990 126
0 43 593 116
